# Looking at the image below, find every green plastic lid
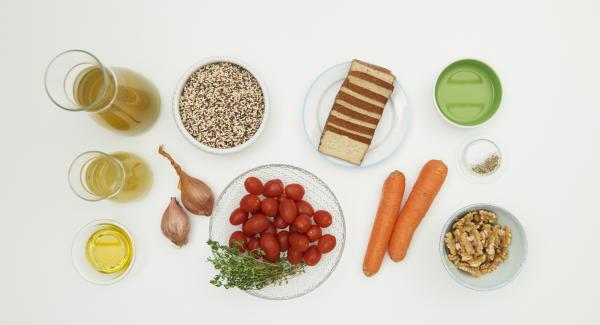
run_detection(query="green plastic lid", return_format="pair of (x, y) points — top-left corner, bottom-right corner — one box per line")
(435, 59), (502, 127)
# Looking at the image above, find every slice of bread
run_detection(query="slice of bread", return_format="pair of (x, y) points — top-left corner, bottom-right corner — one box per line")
(318, 60), (396, 165)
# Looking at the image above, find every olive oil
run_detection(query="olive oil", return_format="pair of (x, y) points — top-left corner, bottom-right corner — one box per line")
(86, 225), (133, 274)
(74, 66), (160, 134)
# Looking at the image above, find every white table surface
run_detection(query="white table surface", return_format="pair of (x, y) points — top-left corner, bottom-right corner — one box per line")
(2, 0), (599, 324)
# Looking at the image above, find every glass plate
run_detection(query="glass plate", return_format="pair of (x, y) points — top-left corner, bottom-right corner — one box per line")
(209, 164), (346, 300)
(303, 62), (411, 168)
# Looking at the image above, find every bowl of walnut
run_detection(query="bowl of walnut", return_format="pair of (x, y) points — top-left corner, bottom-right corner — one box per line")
(439, 204), (527, 290)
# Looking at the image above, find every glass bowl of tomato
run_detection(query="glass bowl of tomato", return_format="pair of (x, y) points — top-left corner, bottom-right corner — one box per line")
(209, 164), (346, 300)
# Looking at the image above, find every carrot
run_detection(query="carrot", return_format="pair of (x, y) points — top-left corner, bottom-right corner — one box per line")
(363, 171), (405, 276)
(388, 160), (447, 262)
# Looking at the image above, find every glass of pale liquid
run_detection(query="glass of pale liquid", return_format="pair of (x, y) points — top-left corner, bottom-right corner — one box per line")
(68, 151), (152, 202)
(44, 50), (160, 134)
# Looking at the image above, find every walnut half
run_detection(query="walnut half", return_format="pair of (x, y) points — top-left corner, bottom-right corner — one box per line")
(444, 210), (510, 277)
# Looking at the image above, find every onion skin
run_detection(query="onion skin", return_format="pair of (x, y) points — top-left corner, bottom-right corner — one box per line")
(161, 197), (191, 247)
(179, 171), (214, 216)
(159, 145), (215, 216)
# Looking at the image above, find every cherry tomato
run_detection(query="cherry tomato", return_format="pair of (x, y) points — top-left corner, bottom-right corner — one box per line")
(279, 198), (298, 224)
(244, 177), (263, 195)
(284, 183), (305, 201)
(317, 234), (336, 254)
(292, 214), (311, 233)
(259, 234), (280, 260)
(276, 231), (290, 251)
(263, 179), (284, 197)
(314, 210), (332, 228)
(273, 216), (288, 229)
(260, 197), (279, 217)
(240, 194), (261, 213)
(228, 231), (246, 252)
(306, 225), (322, 242)
(296, 200), (314, 216)
(289, 233), (309, 252)
(262, 222), (277, 235)
(303, 246), (322, 266)
(264, 253), (280, 263)
(245, 237), (260, 254)
(278, 193), (287, 203)
(229, 208), (249, 225)
(287, 248), (304, 265)
(242, 214), (269, 236)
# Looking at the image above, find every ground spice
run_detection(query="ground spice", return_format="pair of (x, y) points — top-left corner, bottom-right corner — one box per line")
(179, 62), (265, 149)
(471, 154), (500, 175)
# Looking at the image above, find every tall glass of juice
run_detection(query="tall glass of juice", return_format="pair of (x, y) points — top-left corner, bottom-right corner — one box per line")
(44, 50), (160, 134)
(68, 151), (152, 202)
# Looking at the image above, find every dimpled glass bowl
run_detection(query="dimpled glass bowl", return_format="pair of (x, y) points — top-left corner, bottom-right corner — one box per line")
(209, 164), (346, 300)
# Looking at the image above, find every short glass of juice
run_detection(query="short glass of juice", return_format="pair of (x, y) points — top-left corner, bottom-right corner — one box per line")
(44, 50), (160, 134)
(71, 219), (135, 285)
(68, 151), (152, 202)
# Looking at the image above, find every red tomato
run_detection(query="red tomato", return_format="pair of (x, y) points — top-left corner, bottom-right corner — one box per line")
(306, 225), (322, 242)
(287, 248), (304, 265)
(245, 237), (260, 254)
(262, 222), (277, 235)
(296, 200), (314, 216)
(292, 214), (311, 233)
(278, 193), (287, 203)
(264, 253), (280, 263)
(317, 234), (336, 254)
(273, 216), (288, 229)
(242, 214), (269, 236)
(303, 246), (322, 266)
(284, 183), (305, 201)
(314, 210), (332, 228)
(260, 197), (279, 217)
(240, 194), (261, 213)
(259, 234), (280, 260)
(229, 208), (249, 225)
(263, 179), (284, 197)
(289, 233), (309, 252)
(279, 198), (298, 224)
(276, 231), (290, 251)
(244, 177), (263, 195)
(228, 231), (246, 252)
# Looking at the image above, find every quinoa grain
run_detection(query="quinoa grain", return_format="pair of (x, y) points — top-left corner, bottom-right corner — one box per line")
(179, 62), (265, 149)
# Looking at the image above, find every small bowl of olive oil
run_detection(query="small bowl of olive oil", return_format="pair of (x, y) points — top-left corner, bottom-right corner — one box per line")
(71, 219), (135, 285)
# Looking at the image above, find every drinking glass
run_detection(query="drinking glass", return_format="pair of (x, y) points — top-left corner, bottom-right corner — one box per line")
(44, 50), (160, 134)
(68, 151), (152, 202)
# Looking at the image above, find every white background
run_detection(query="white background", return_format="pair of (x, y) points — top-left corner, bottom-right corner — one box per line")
(1, 0), (599, 324)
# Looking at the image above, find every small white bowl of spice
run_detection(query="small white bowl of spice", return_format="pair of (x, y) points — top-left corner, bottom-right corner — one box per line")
(457, 135), (504, 183)
(173, 57), (270, 154)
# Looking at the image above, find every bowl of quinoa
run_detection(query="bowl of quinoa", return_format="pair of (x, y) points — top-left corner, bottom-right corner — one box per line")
(173, 57), (269, 153)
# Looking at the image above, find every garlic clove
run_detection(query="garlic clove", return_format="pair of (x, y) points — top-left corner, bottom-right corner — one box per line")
(161, 197), (191, 247)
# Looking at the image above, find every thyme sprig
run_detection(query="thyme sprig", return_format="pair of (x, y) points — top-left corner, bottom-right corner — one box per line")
(207, 240), (305, 290)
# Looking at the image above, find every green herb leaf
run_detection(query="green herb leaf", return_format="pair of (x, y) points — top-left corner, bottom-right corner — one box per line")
(206, 240), (305, 291)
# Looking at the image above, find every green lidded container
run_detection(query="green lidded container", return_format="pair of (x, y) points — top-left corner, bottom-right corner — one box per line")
(434, 59), (502, 127)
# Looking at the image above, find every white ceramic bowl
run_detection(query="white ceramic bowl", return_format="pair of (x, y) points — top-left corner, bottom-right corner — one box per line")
(172, 56), (270, 154)
(439, 203), (527, 290)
